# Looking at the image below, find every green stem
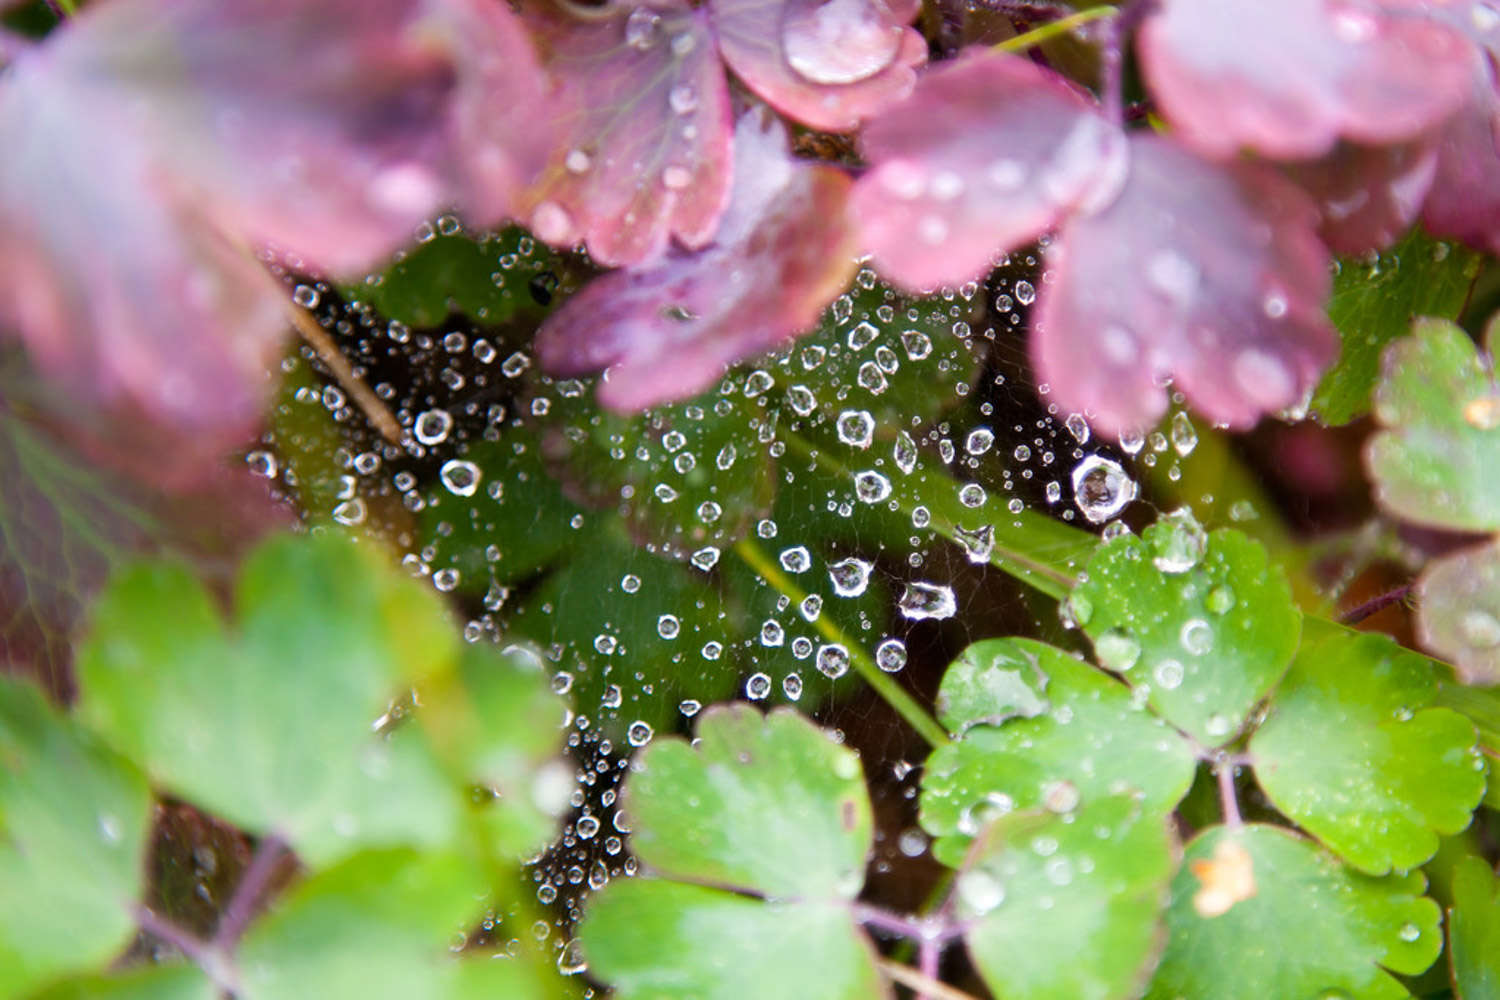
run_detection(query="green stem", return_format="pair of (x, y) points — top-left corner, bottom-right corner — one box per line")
(780, 429), (1091, 601)
(994, 4), (1117, 53)
(733, 537), (950, 749)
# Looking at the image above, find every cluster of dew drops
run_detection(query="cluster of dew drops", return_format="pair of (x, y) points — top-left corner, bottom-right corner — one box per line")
(246, 225), (1226, 973)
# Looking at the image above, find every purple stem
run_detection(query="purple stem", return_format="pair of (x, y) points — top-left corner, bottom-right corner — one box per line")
(137, 907), (237, 994)
(1216, 761), (1243, 829)
(214, 833), (288, 951)
(1101, 0), (1152, 126)
(854, 902), (942, 941)
(41, 0), (65, 18)
(1340, 583), (1413, 625)
(919, 937), (941, 1000)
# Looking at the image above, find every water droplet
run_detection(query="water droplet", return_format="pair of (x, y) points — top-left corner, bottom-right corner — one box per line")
(1065, 413), (1090, 444)
(691, 546), (721, 571)
(901, 329), (932, 360)
(414, 408), (453, 445)
(746, 673), (772, 700)
(668, 83), (698, 114)
(788, 384), (818, 416)
(783, 672), (804, 700)
(899, 582), (957, 620)
(662, 164), (693, 190)
(894, 430), (918, 474)
(679, 699), (701, 716)
(857, 360), (888, 394)
(531, 200), (575, 245)
(829, 557), (873, 597)
(761, 619), (785, 646)
(1067, 591), (1093, 626)
(332, 498), (366, 526)
(1170, 412), (1198, 457)
(627, 721), (654, 747)
(432, 567), (460, 592)
(565, 148), (592, 174)
(292, 283), (320, 309)
(501, 351), (531, 377)
(875, 638), (907, 672)
(1206, 585), (1236, 614)
(1464, 396), (1500, 431)
(657, 614), (681, 639)
(954, 523), (994, 563)
(847, 320), (879, 350)
(780, 546), (812, 573)
(1398, 921), (1421, 942)
(1151, 508), (1207, 573)
(1460, 610), (1500, 648)
(817, 644), (850, 678)
(439, 459), (481, 497)
(1154, 659), (1185, 689)
(1180, 619), (1213, 655)
(800, 594), (823, 621)
(624, 7), (662, 48)
(957, 869), (1006, 914)
(837, 409), (875, 448)
(1014, 279), (1036, 306)
(965, 427), (994, 455)
(1072, 455), (1136, 524)
(855, 470), (892, 503)
(1094, 629), (1141, 672)
(958, 483), (987, 508)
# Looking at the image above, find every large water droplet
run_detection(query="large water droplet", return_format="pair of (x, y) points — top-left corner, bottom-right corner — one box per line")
(829, 557), (873, 597)
(1094, 628), (1141, 672)
(413, 408), (453, 445)
(837, 409), (875, 448)
(1151, 508), (1207, 574)
(439, 459), (481, 497)
(782, 0), (903, 85)
(1071, 455), (1136, 524)
(899, 581), (957, 620)
(816, 643), (850, 678)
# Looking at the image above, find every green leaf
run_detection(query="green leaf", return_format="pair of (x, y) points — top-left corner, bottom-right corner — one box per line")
(0, 678), (152, 998)
(933, 637), (1053, 734)
(1314, 230), (1480, 426)
(25, 965), (216, 1000)
(582, 882), (887, 1000)
(581, 706), (884, 1000)
(356, 228), (566, 329)
(625, 705), (871, 899)
(1416, 540), (1500, 685)
(1250, 621), (1485, 875)
(1367, 318), (1500, 533)
(1450, 855), (1500, 1000)
(76, 533), (565, 867)
(239, 848), (551, 1000)
(960, 794), (1176, 1000)
(921, 639), (1196, 867)
(1069, 511), (1301, 747)
(1146, 825), (1441, 1000)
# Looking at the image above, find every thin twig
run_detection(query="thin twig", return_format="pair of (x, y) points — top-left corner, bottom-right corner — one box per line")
(136, 907), (238, 995)
(1216, 760), (1243, 829)
(994, 4), (1117, 54)
(214, 833), (288, 951)
(877, 959), (985, 1000)
(1340, 583), (1413, 625)
(286, 302), (403, 446)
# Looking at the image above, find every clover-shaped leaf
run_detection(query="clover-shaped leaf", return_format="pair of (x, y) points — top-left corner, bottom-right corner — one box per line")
(1417, 540), (1500, 685)
(959, 794), (1176, 1000)
(1250, 620), (1484, 875)
(1137, 0), (1474, 160)
(580, 705), (887, 1000)
(75, 533), (565, 867)
(1313, 227), (1480, 425)
(0, 677), (152, 998)
(1146, 825), (1441, 1000)
(1450, 855), (1500, 1000)
(921, 639), (1195, 866)
(238, 849), (552, 1000)
(709, 0), (925, 132)
(1070, 511), (1301, 747)
(1367, 318), (1500, 532)
(535, 107), (858, 412)
(521, 0), (732, 268)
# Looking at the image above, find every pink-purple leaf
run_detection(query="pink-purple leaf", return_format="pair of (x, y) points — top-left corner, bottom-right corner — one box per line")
(1286, 140), (1437, 255)
(520, 0), (733, 268)
(710, 0), (925, 132)
(0, 0), (544, 441)
(1032, 136), (1338, 435)
(1416, 541), (1500, 686)
(851, 49), (1125, 292)
(535, 109), (858, 411)
(1138, 0), (1475, 160)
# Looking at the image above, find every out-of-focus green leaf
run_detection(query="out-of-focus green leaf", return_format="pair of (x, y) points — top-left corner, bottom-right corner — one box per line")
(1367, 318), (1500, 533)
(921, 639), (1195, 866)
(25, 965), (216, 1000)
(579, 706), (884, 1000)
(1069, 510), (1300, 747)
(1147, 825), (1441, 1000)
(1315, 230), (1479, 426)
(0, 677), (152, 998)
(1251, 621), (1484, 875)
(961, 795), (1176, 1000)
(1450, 855), (1500, 1000)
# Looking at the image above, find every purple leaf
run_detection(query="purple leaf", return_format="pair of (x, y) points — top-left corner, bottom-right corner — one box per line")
(710, 0), (925, 131)
(519, 0), (733, 268)
(1416, 540), (1500, 685)
(850, 49), (1125, 292)
(535, 109), (859, 411)
(0, 0), (544, 440)
(1286, 140), (1438, 255)
(1138, 0), (1475, 159)
(1032, 136), (1338, 435)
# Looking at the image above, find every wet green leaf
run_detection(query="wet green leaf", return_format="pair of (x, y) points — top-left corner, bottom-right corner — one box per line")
(25, 965), (216, 1000)
(580, 706), (884, 1000)
(1147, 825), (1441, 1000)
(1251, 621), (1484, 875)
(934, 637), (1052, 733)
(582, 883), (887, 1000)
(921, 639), (1195, 867)
(960, 795), (1176, 1000)
(75, 533), (563, 867)
(625, 705), (871, 899)
(1450, 855), (1500, 1000)
(1315, 230), (1480, 426)
(1416, 540), (1500, 686)
(239, 849), (552, 1000)
(1070, 512), (1300, 747)
(0, 677), (152, 997)
(1367, 318), (1500, 533)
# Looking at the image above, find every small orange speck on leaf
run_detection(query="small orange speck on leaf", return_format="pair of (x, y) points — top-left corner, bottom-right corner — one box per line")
(1191, 837), (1256, 917)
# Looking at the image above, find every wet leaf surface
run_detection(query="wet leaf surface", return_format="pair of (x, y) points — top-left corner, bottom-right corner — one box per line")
(1416, 540), (1500, 686)
(1450, 855), (1500, 1000)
